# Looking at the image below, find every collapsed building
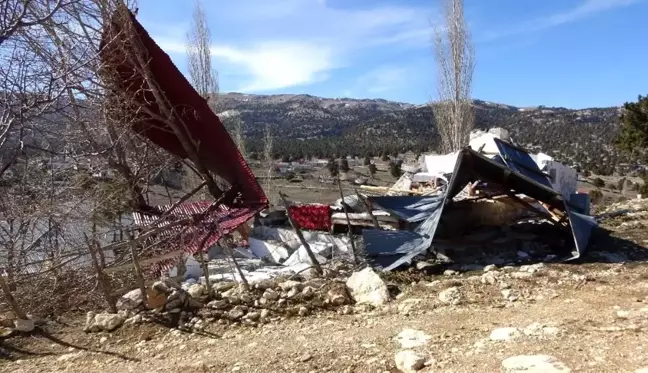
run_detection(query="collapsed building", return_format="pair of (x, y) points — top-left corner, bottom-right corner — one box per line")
(97, 8), (597, 287)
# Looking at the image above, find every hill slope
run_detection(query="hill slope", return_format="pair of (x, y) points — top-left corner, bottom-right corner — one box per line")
(218, 93), (629, 175)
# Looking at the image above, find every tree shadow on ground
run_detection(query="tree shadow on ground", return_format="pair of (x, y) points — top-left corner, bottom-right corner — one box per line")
(0, 327), (140, 363)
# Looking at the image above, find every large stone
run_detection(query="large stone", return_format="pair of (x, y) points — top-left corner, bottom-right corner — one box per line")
(187, 284), (207, 299)
(227, 306), (247, 321)
(502, 355), (571, 373)
(13, 319), (34, 333)
(346, 267), (390, 307)
(262, 289), (280, 301)
(394, 350), (426, 373)
(394, 329), (431, 349)
(165, 289), (188, 310)
(213, 281), (237, 292)
(438, 287), (462, 305)
(253, 279), (277, 291)
(117, 289), (144, 311)
(327, 282), (352, 306)
(490, 327), (521, 342)
(481, 272), (499, 285)
(279, 280), (303, 292)
(85, 312), (125, 333)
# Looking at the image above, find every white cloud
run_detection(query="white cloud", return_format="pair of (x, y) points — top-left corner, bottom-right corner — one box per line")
(480, 0), (645, 41)
(143, 0), (432, 92)
(357, 66), (408, 94)
(156, 39), (336, 91)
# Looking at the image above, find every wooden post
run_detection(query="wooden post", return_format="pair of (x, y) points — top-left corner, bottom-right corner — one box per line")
(0, 274), (27, 320)
(126, 232), (148, 306)
(356, 190), (381, 229)
(84, 234), (117, 313)
(196, 233), (213, 294)
(220, 236), (250, 291)
(337, 176), (358, 264)
(278, 192), (324, 276)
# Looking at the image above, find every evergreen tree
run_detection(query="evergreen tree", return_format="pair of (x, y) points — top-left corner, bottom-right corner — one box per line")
(339, 158), (350, 173)
(368, 163), (377, 178)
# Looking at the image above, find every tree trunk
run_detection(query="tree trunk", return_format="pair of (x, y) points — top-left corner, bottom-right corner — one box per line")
(278, 192), (323, 275)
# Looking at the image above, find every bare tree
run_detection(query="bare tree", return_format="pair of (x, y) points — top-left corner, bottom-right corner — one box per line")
(224, 115), (245, 158)
(186, 0), (218, 112)
(431, 0), (475, 153)
(263, 124), (273, 203)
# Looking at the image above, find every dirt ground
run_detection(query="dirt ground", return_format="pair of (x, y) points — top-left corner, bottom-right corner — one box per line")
(2, 185), (648, 373)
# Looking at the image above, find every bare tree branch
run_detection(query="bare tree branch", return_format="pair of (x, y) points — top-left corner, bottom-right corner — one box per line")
(431, 0), (475, 153)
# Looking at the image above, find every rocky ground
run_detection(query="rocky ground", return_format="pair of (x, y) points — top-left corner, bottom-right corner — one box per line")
(2, 199), (648, 373)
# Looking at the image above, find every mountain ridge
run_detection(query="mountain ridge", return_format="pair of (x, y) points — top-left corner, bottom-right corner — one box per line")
(216, 93), (631, 176)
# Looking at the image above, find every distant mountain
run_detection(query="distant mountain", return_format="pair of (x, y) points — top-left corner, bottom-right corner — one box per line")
(217, 93), (631, 176)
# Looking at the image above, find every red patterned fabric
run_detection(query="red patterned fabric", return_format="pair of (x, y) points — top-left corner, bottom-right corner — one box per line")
(288, 204), (332, 231)
(100, 10), (267, 209)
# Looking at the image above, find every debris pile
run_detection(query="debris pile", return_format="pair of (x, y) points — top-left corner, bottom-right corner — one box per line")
(84, 266), (391, 333)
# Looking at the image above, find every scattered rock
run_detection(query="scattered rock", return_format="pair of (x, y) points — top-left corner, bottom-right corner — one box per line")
(394, 350), (426, 373)
(253, 279), (277, 291)
(398, 298), (423, 315)
(298, 353), (313, 363)
(502, 354), (571, 373)
(260, 309), (270, 320)
(346, 267), (390, 307)
(279, 280), (302, 291)
(394, 329), (431, 349)
(510, 272), (533, 279)
(523, 322), (561, 337)
(298, 307), (309, 317)
(635, 368), (648, 373)
(444, 269), (458, 276)
(481, 272), (499, 285)
(616, 310), (631, 319)
(301, 286), (315, 298)
(246, 311), (260, 321)
(327, 283), (352, 306)
(483, 264), (498, 272)
(187, 284), (207, 299)
(262, 289), (280, 301)
(227, 306), (247, 321)
(116, 289), (144, 311)
(287, 287), (300, 299)
(84, 312), (125, 333)
(13, 319), (34, 333)
(438, 287), (462, 305)
(520, 263), (545, 274)
(490, 327), (521, 342)
(213, 281), (237, 292)
(339, 305), (354, 315)
(501, 289), (519, 302)
(125, 314), (143, 325)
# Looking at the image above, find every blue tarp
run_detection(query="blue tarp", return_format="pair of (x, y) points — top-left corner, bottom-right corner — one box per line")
(493, 138), (553, 188)
(368, 195), (445, 223)
(362, 145), (597, 271)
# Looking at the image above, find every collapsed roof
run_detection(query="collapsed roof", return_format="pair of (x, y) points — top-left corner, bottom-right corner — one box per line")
(99, 8), (267, 209)
(363, 140), (597, 271)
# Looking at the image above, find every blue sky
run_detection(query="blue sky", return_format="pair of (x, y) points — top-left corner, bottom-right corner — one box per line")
(137, 0), (648, 109)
